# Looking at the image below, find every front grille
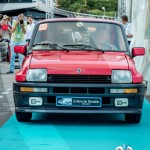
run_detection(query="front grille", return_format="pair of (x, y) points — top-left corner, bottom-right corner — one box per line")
(53, 87), (105, 94)
(53, 87), (69, 93)
(47, 75), (111, 83)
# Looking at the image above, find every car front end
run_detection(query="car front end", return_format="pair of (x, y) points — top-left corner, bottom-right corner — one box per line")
(13, 18), (145, 123)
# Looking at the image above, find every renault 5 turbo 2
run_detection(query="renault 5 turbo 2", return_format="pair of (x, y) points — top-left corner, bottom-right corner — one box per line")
(13, 18), (145, 123)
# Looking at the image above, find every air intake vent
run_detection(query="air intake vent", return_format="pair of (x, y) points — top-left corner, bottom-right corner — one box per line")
(48, 75), (111, 83)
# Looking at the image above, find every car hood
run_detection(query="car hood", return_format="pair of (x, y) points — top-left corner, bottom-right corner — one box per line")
(30, 51), (129, 75)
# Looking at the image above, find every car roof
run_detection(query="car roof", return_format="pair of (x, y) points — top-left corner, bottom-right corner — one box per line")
(39, 18), (122, 26)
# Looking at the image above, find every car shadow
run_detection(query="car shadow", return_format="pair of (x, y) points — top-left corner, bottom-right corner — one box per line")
(26, 113), (135, 126)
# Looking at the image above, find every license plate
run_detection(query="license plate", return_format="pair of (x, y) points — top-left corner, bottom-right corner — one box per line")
(56, 96), (102, 107)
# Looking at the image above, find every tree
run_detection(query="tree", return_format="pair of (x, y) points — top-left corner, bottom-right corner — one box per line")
(58, 0), (118, 17)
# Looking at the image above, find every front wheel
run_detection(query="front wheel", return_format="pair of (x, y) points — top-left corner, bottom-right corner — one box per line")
(15, 111), (32, 122)
(125, 113), (142, 123)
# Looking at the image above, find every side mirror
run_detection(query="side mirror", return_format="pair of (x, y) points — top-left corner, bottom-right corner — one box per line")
(132, 47), (145, 57)
(14, 45), (27, 55)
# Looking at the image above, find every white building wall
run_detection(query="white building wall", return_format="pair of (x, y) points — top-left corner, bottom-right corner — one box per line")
(125, 0), (131, 20)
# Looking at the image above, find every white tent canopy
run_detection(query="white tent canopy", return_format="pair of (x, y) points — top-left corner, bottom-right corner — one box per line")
(125, 0), (150, 82)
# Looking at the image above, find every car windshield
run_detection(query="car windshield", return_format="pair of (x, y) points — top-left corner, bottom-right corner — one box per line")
(33, 21), (127, 51)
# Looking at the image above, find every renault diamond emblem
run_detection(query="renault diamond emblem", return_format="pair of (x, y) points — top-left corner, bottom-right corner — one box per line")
(77, 68), (81, 73)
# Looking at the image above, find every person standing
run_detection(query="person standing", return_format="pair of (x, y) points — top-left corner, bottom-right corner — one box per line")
(0, 14), (3, 23)
(0, 14), (3, 40)
(1, 15), (11, 58)
(121, 15), (133, 46)
(1, 15), (11, 40)
(0, 23), (2, 39)
(6, 13), (27, 74)
(25, 15), (35, 44)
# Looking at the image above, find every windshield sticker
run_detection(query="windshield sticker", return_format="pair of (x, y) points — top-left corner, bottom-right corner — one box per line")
(39, 24), (48, 31)
(76, 22), (83, 27)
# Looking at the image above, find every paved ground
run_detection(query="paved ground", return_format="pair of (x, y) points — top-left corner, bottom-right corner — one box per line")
(0, 62), (16, 126)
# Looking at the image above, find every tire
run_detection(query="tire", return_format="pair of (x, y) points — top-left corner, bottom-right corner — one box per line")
(15, 111), (32, 122)
(125, 113), (141, 123)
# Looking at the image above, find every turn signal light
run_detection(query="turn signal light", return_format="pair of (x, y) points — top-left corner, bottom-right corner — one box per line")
(20, 87), (48, 92)
(110, 88), (138, 93)
(20, 87), (34, 92)
(124, 89), (138, 93)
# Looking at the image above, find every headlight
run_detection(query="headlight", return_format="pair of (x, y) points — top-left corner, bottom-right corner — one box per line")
(111, 70), (132, 83)
(26, 69), (47, 82)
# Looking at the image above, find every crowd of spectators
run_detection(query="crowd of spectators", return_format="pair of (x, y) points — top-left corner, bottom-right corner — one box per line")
(0, 13), (36, 74)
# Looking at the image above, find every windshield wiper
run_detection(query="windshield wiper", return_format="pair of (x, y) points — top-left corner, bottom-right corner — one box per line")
(33, 42), (69, 51)
(63, 44), (105, 53)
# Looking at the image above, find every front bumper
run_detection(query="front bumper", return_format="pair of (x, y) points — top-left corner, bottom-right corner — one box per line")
(13, 82), (145, 114)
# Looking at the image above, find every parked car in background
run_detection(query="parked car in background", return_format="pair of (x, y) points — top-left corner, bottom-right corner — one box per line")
(13, 18), (145, 123)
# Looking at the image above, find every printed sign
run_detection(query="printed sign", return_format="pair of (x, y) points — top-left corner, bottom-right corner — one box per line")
(39, 23), (48, 31)
(56, 96), (102, 107)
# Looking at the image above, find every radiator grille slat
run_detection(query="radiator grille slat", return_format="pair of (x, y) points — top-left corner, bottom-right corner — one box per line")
(48, 75), (111, 83)
(53, 87), (104, 94)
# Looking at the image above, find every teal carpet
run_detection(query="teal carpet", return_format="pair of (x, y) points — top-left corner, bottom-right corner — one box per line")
(0, 99), (150, 150)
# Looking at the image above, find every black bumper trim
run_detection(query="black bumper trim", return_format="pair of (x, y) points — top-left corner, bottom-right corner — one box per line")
(16, 107), (142, 114)
(13, 82), (145, 88)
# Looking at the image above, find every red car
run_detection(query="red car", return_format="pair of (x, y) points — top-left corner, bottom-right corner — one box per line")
(13, 18), (145, 123)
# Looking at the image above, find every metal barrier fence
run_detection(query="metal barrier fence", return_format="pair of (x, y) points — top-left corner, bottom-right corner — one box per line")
(54, 8), (115, 20)
(34, 0), (116, 20)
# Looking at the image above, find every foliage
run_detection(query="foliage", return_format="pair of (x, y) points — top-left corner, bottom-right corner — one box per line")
(87, 9), (103, 15)
(58, 0), (118, 17)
